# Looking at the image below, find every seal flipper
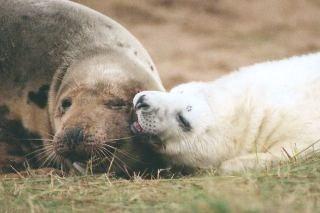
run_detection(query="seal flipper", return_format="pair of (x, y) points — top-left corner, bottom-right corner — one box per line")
(0, 105), (43, 172)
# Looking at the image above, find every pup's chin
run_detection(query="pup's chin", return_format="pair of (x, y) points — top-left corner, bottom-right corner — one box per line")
(130, 121), (164, 150)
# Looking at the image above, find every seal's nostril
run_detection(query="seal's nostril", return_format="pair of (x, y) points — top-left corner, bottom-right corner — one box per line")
(64, 127), (85, 146)
(135, 95), (150, 110)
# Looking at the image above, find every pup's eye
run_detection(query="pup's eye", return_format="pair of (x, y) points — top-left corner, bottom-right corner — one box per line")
(105, 99), (128, 110)
(177, 112), (192, 131)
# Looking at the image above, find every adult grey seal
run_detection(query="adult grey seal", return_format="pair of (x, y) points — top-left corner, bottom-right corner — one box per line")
(0, 0), (165, 174)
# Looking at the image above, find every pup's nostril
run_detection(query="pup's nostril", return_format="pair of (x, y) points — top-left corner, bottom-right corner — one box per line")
(135, 95), (150, 110)
(136, 102), (150, 110)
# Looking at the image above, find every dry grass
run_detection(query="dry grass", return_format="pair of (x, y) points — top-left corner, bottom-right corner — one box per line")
(1, 153), (320, 212)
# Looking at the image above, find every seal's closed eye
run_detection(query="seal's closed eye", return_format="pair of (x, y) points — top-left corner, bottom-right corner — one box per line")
(177, 112), (192, 132)
(105, 98), (129, 110)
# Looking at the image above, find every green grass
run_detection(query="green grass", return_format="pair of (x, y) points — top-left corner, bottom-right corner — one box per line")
(1, 154), (320, 213)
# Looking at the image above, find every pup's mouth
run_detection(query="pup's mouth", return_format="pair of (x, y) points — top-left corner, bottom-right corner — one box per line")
(130, 121), (144, 134)
(130, 120), (164, 150)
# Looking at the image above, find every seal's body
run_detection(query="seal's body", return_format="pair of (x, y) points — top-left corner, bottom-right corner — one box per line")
(0, 0), (164, 173)
(133, 52), (320, 174)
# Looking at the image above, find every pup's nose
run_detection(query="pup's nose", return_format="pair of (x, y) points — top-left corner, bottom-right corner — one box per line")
(135, 94), (150, 110)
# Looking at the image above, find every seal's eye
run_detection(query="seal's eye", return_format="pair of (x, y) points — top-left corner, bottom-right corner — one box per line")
(105, 98), (128, 110)
(61, 98), (72, 111)
(177, 112), (192, 132)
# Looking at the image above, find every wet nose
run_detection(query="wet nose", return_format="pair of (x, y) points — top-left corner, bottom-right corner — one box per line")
(135, 94), (150, 110)
(63, 127), (85, 148)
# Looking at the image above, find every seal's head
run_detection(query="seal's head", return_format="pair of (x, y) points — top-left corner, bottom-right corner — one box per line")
(131, 83), (217, 168)
(46, 53), (164, 174)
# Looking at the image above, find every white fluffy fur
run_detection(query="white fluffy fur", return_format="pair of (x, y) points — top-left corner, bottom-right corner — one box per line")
(133, 52), (320, 174)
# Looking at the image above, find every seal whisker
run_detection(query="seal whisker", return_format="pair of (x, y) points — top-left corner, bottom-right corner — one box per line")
(35, 150), (51, 162)
(100, 147), (131, 175)
(104, 136), (138, 144)
(20, 139), (54, 163)
(54, 155), (64, 170)
(99, 147), (123, 173)
(27, 144), (55, 166)
(22, 138), (54, 142)
(95, 148), (112, 167)
(47, 152), (59, 167)
(24, 144), (52, 157)
(98, 147), (111, 161)
(107, 153), (116, 175)
(36, 145), (54, 162)
(37, 130), (55, 139)
(40, 151), (56, 168)
(103, 144), (143, 163)
(55, 155), (65, 171)
(94, 148), (105, 162)
(28, 150), (51, 163)
(101, 148), (131, 171)
(37, 146), (54, 159)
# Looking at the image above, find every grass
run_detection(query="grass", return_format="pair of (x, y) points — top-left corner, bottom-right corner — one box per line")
(0, 154), (320, 213)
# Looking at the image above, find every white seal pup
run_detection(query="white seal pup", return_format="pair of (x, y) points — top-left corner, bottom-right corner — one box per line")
(0, 0), (165, 174)
(132, 52), (320, 174)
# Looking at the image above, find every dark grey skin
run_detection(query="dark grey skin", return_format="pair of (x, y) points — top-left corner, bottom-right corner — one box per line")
(0, 0), (165, 175)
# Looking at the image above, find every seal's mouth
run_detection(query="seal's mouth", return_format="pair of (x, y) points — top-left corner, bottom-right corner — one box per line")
(62, 158), (87, 175)
(64, 153), (112, 175)
(72, 161), (87, 174)
(58, 152), (90, 175)
(55, 143), (117, 175)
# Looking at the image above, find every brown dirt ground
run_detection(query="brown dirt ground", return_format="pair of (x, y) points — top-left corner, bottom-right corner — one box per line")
(74, 0), (320, 89)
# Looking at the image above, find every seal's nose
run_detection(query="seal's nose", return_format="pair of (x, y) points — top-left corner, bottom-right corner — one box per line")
(63, 127), (85, 147)
(135, 94), (150, 110)
(55, 127), (86, 158)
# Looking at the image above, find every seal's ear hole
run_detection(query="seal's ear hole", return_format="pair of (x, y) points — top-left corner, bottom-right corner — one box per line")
(61, 98), (72, 112)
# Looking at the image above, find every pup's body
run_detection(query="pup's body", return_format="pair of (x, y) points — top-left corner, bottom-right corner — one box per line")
(133, 52), (320, 173)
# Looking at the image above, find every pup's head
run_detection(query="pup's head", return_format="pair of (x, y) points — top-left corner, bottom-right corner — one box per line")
(131, 83), (215, 168)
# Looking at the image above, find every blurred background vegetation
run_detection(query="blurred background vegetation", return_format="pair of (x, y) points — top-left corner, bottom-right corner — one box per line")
(75, 0), (320, 88)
